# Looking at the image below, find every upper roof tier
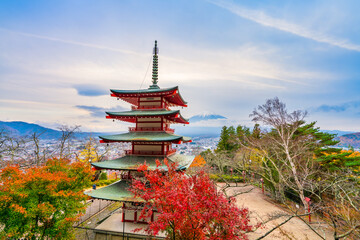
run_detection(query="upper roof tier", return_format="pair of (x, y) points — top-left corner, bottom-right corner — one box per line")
(99, 131), (192, 143)
(110, 86), (187, 107)
(105, 109), (189, 124)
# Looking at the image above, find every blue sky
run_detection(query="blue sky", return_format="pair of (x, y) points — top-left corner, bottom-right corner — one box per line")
(0, 0), (360, 132)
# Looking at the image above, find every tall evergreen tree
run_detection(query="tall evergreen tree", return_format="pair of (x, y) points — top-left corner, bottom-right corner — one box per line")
(295, 121), (360, 171)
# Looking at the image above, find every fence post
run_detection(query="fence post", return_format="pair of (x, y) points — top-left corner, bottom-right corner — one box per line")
(260, 178), (264, 194)
(305, 197), (311, 223)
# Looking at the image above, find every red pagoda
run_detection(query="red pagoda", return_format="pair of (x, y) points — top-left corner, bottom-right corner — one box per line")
(86, 41), (195, 225)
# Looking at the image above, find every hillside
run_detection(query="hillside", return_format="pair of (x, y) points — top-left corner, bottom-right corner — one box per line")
(2, 121), (360, 148)
(0, 121), (109, 140)
(337, 132), (360, 148)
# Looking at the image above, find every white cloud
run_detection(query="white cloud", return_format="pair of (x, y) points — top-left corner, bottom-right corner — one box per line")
(208, 0), (360, 52)
(0, 27), (144, 56)
(0, 26), (339, 131)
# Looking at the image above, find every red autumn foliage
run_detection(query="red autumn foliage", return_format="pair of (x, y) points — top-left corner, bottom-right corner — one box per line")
(130, 159), (256, 240)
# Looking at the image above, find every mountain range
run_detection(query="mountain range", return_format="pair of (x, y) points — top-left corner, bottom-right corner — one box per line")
(189, 113), (227, 123)
(337, 132), (360, 148)
(0, 121), (108, 139)
(1, 120), (359, 148)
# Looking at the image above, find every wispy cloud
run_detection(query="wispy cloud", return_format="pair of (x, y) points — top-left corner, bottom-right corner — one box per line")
(0, 27), (144, 56)
(73, 84), (108, 97)
(75, 105), (127, 118)
(208, 0), (360, 52)
(315, 101), (360, 112)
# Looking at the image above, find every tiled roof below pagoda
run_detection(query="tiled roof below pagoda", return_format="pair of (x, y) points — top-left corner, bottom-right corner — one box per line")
(84, 180), (139, 202)
(99, 132), (192, 143)
(91, 154), (195, 171)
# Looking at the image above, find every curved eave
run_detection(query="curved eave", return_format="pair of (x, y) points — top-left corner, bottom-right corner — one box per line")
(99, 132), (191, 143)
(84, 180), (143, 202)
(110, 86), (187, 107)
(164, 91), (187, 107)
(110, 86), (178, 97)
(106, 110), (189, 124)
(106, 110), (179, 118)
(91, 154), (195, 171)
(165, 113), (189, 124)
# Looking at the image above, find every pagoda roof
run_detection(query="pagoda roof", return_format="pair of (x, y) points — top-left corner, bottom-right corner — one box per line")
(86, 154), (195, 202)
(84, 180), (140, 202)
(91, 154), (195, 171)
(111, 86), (178, 95)
(110, 86), (187, 107)
(99, 132), (192, 143)
(105, 110), (189, 124)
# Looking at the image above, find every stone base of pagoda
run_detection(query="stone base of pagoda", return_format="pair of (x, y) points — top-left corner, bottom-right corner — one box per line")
(94, 213), (165, 239)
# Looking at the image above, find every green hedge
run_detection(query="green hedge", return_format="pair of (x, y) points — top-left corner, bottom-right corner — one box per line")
(87, 178), (118, 188)
(209, 174), (243, 182)
(98, 172), (108, 180)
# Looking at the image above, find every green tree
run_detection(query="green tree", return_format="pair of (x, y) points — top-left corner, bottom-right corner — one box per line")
(216, 126), (238, 152)
(236, 125), (251, 145)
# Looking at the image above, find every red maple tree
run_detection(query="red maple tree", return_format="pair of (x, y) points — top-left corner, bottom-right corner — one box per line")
(130, 159), (256, 240)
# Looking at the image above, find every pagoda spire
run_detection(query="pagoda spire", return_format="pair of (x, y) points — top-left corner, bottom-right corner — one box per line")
(149, 40), (160, 89)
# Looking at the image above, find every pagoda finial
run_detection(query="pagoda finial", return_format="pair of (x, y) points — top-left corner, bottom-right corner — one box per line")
(149, 40), (160, 89)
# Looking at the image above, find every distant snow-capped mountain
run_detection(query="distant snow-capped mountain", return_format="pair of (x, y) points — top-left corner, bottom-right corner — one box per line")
(189, 112), (227, 123)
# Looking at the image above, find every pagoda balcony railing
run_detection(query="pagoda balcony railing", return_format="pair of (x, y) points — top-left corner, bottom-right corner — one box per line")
(124, 150), (163, 156)
(167, 148), (176, 156)
(165, 128), (175, 133)
(124, 149), (176, 156)
(129, 127), (175, 133)
(121, 172), (132, 180)
(131, 105), (170, 111)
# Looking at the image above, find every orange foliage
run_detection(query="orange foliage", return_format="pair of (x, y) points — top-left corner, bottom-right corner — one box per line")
(342, 150), (360, 157)
(0, 158), (93, 239)
(189, 155), (206, 168)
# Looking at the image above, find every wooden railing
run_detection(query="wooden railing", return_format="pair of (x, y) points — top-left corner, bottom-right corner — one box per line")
(124, 149), (176, 156)
(167, 148), (176, 156)
(131, 105), (170, 111)
(128, 127), (175, 133)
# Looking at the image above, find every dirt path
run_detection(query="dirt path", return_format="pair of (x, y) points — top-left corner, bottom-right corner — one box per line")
(221, 183), (333, 240)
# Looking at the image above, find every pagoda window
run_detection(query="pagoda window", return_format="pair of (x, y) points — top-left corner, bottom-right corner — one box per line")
(137, 122), (161, 130)
(138, 97), (162, 109)
(137, 117), (161, 122)
(123, 208), (135, 222)
(139, 101), (161, 107)
(136, 117), (162, 131)
(133, 144), (163, 155)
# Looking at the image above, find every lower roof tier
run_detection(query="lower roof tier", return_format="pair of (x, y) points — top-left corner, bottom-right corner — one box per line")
(99, 132), (192, 143)
(85, 180), (139, 202)
(91, 154), (195, 171)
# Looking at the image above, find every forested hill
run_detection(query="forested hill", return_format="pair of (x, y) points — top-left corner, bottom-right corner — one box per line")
(0, 121), (112, 139)
(1, 120), (360, 147)
(337, 132), (360, 148)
